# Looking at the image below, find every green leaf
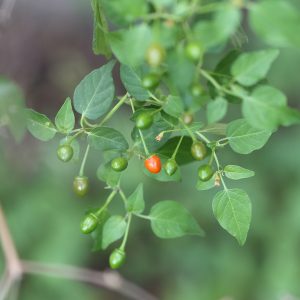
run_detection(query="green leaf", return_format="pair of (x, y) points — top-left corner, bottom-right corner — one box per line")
(109, 24), (151, 67)
(149, 200), (204, 239)
(242, 85), (287, 130)
(196, 176), (215, 191)
(88, 127), (128, 151)
(212, 188), (251, 246)
(231, 49), (280, 86)
(224, 165), (255, 180)
(96, 163), (121, 187)
(55, 97), (75, 133)
(156, 136), (194, 165)
(120, 65), (149, 101)
(163, 95), (184, 118)
(0, 77), (26, 142)
(26, 109), (56, 141)
(102, 0), (148, 26)
(193, 4), (241, 49)
(250, 0), (300, 49)
(102, 215), (126, 249)
(126, 183), (145, 214)
(73, 61), (115, 120)
(227, 119), (272, 154)
(167, 49), (195, 93)
(91, 0), (111, 57)
(206, 97), (228, 124)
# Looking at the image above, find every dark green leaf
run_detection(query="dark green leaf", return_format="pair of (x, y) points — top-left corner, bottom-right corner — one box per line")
(109, 24), (151, 67)
(126, 183), (145, 213)
(212, 188), (251, 246)
(73, 61), (115, 120)
(250, 0), (300, 49)
(163, 95), (184, 118)
(149, 200), (204, 238)
(206, 97), (228, 124)
(55, 97), (75, 133)
(26, 109), (56, 141)
(91, 0), (111, 57)
(102, 215), (126, 249)
(231, 49), (279, 86)
(88, 127), (128, 151)
(227, 119), (272, 154)
(224, 165), (255, 180)
(120, 65), (149, 101)
(242, 85), (286, 130)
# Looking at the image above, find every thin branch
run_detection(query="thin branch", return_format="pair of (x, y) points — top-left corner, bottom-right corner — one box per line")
(0, 271), (14, 300)
(21, 260), (158, 300)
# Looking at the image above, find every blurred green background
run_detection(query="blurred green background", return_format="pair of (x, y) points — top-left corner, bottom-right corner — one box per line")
(1, 0), (300, 299)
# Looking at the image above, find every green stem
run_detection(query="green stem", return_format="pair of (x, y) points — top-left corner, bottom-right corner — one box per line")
(120, 213), (132, 251)
(67, 130), (84, 144)
(200, 69), (223, 91)
(130, 99), (150, 156)
(133, 213), (152, 221)
(95, 190), (118, 217)
(180, 120), (197, 141)
(119, 189), (128, 208)
(98, 93), (128, 127)
(79, 144), (90, 177)
(171, 135), (184, 159)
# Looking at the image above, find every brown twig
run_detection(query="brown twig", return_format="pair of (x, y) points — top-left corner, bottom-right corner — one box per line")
(0, 205), (158, 300)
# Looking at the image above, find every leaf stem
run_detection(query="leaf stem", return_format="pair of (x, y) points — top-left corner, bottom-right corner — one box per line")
(119, 189), (128, 208)
(98, 93), (128, 127)
(79, 144), (90, 177)
(130, 99), (150, 156)
(180, 120), (197, 141)
(95, 189), (118, 217)
(133, 213), (152, 221)
(120, 213), (132, 251)
(171, 135), (184, 159)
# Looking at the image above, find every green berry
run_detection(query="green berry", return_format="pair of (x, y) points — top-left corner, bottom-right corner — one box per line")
(146, 43), (165, 67)
(111, 157), (128, 172)
(182, 112), (194, 125)
(191, 84), (204, 98)
(73, 176), (89, 197)
(191, 142), (207, 161)
(164, 159), (178, 176)
(141, 74), (160, 89)
(198, 164), (214, 181)
(109, 248), (126, 269)
(136, 112), (154, 130)
(185, 42), (203, 61)
(57, 144), (73, 162)
(80, 213), (98, 234)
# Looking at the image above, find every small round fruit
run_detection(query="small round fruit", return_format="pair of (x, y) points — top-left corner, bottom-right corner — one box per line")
(111, 157), (128, 172)
(73, 176), (89, 197)
(164, 159), (178, 176)
(145, 155), (162, 174)
(80, 213), (98, 234)
(191, 84), (204, 98)
(57, 144), (73, 162)
(136, 112), (154, 130)
(146, 43), (165, 67)
(182, 112), (194, 125)
(198, 164), (214, 181)
(109, 248), (126, 269)
(141, 73), (160, 89)
(185, 42), (203, 61)
(191, 142), (207, 161)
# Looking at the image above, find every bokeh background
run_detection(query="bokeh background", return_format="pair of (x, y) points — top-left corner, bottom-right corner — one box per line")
(1, 0), (300, 299)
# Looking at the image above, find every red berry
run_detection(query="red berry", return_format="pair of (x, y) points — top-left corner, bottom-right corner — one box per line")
(144, 155), (162, 174)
